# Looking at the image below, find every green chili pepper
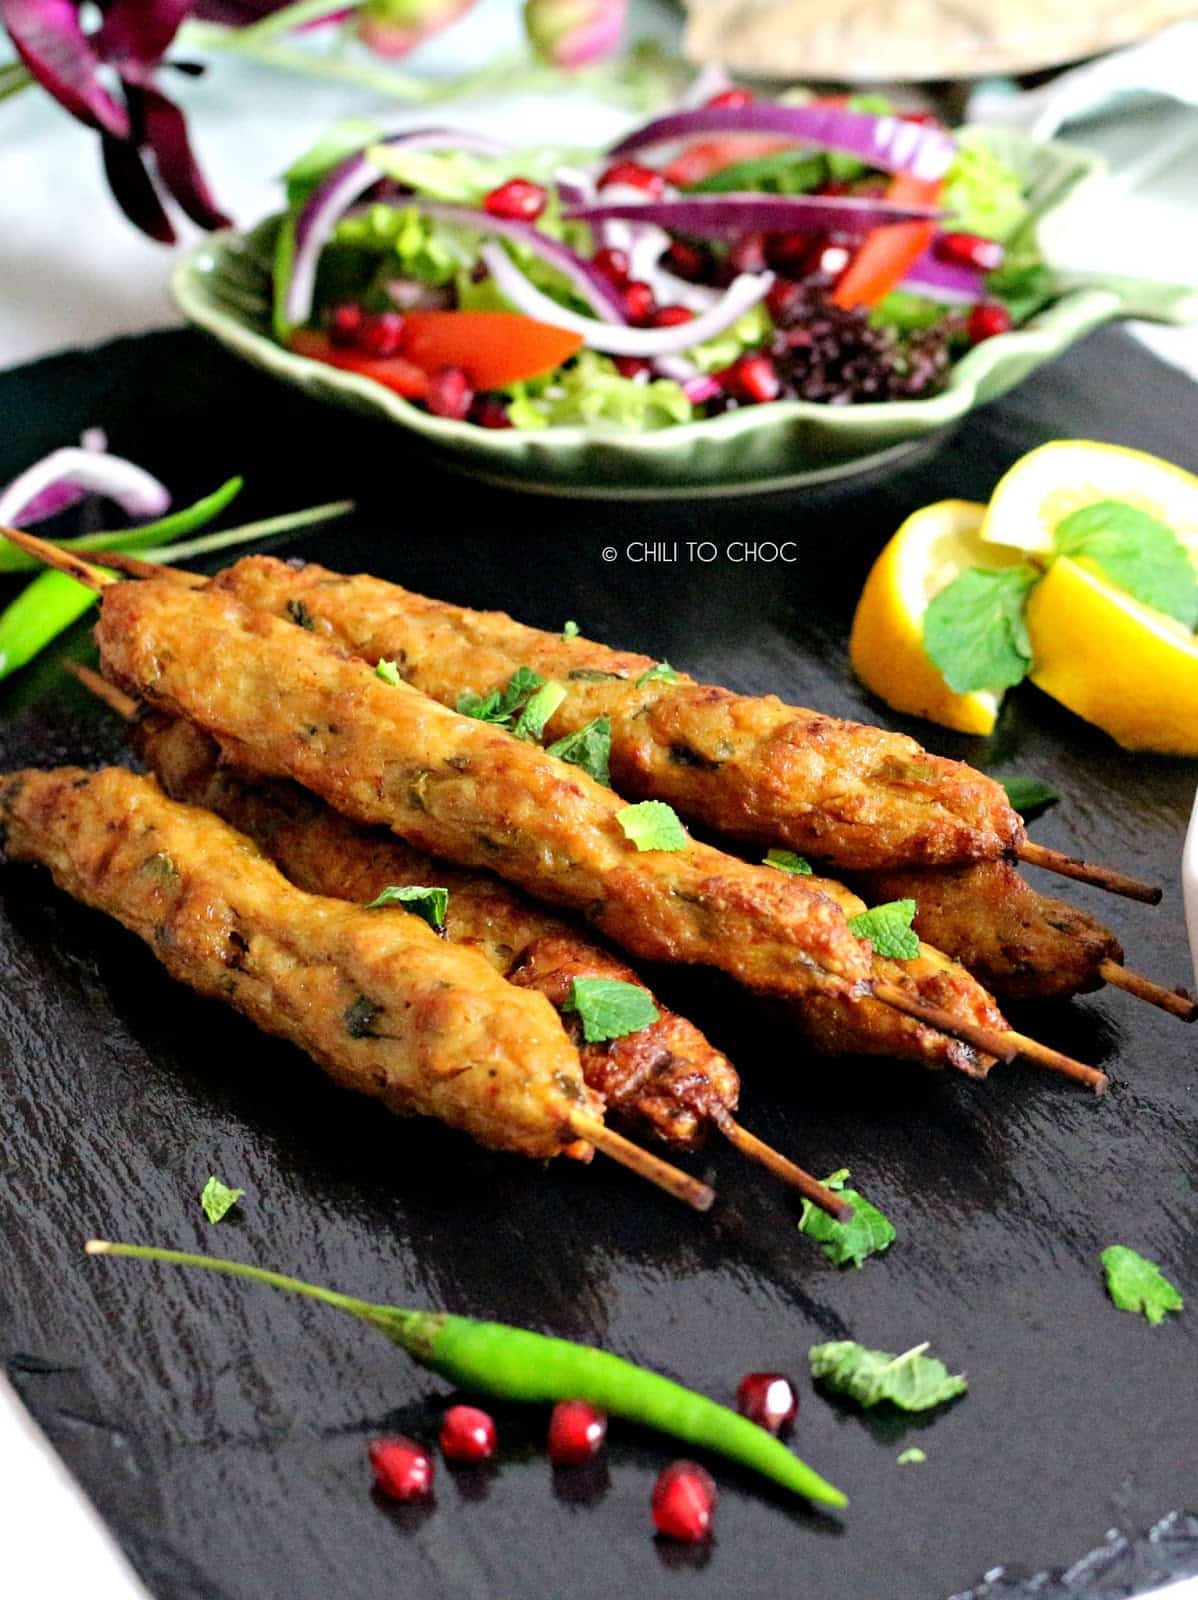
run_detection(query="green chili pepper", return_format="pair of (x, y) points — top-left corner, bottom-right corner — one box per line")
(0, 478), (244, 574)
(86, 1241), (847, 1509)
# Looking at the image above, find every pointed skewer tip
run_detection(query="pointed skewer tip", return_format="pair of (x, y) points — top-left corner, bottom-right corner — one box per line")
(1017, 841), (1161, 905)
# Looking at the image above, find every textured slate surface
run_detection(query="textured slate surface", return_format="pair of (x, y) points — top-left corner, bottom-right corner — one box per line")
(0, 326), (1195, 1600)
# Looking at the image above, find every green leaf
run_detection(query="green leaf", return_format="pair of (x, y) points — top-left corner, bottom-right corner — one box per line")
(616, 800), (687, 853)
(686, 148), (826, 195)
(923, 565), (1040, 694)
(513, 681), (567, 742)
(1054, 500), (1198, 629)
(283, 116), (383, 207)
(809, 1340), (966, 1412)
(1100, 1245), (1183, 1326)
(849, 899), (920, 961)
(457, 666), (543, 727)
(200, 1176), (244, 1225)
(764, 848), (812, 876)
(562, 977), (659, 1043)
(547, 716), (612, 787)
(799, 1170), (896, 1268)
(897, 1447), (926, 1465)
(997, 774), (1059, 821)
(562, 620), (580, 639)
(364, 884), (449, 932)
(636, 661), (679, 687)
(375, 659), (401, 687)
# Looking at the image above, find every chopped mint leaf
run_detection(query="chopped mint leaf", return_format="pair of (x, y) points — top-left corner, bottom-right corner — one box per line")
(1054, 500), (1198, 629)
(513, 681), (567, 743)
(563, 977), (659, 1043)
(616, 800), (687, 853)
(849, 899), (920, 961)
(201, 1175), (244, 1225)
(562, 620), (580, 639)
(997, 774), (1059, 821)
(897, 1447), (926, 1465)
(375, 659), (401, 687)
(364, 884), (449, 932)
(809, 1340), (966, 1412)
(799, 1169), (896, 1267)
(547, 716), (612, 787)
(636, 662), (679, 687)
(1101, 1245), (1183, 1326)
(457, 666), (543, 727)
(764, 848), (812, 876)
(923, 565), (1040, 694)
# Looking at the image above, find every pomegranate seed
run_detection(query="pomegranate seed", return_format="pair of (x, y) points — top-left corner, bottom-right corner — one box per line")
(805, 239), (852, 280)
(934, 231), (1005, 273)
(356, 310), (405, 358)
(471, 395), (512, 429)
(592, 246), (631, 285)
(427, 365), (473, 420)
(623, 280), (656, 324)
(663, 240), (710, 283)
(439, 1404), (497, 1463)
(706, 87), (753, 108)
(613, 355), (651, 379)
(816, 180), (853, 197)
(766, 278), (803, 321)
(651, 1460), (716, 1543)
(764, 231), (811, 274)
(721, 353), (780, 404)
(651, 305), (694, 328)
(901, 109), (941, 126)
(967, 302), (1013, 344)
(483, 177), (547, 222)
(735, 1372), (799, 1434)
(368, 1436), (434, 1502)
(548, 1400), (607, 1465)
(728, 232), (768, 275)
(598, 161), (664, 198)
(329, 302), (364, 346)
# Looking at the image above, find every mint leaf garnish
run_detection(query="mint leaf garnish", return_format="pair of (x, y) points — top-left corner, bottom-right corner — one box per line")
(375, 659), (401, 686)
(923, 565), (1040, 693)
(764, 848), (812, 876)
(457, 666), (543, 727)
(562, 620), (580, 639)
(636, 662), (679, 687)
(364, 884), (449, 932)
(513, 681), (567, 743)
(563, 977), (659, 1043)
(849, 899), (919, 960)
(201, 1176), (244, 1224)
(1101, 1245), (1183, 1326)
(1055, 500), (1198, 629)
(616, 800), (687, 852)
(547, 717), (612, 786)
(799, 1170), (896, 1267)
(897, 1447), (926, 1465)
(997, 774), (1059, 821)
(809, 1340), (966, 1411)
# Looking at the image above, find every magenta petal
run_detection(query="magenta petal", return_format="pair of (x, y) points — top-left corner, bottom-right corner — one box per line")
(135, 85), (231, 231)
(0, 0), (129, 136)
(94, 0), (194, 65)
(101, 134), (176, 243)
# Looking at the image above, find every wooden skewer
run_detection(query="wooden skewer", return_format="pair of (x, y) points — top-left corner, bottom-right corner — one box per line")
(872, 982), (1017, 1062)
(712, 1111), (852, 1219)
(103, 550), (205, 585)
(67, 663), (138, 719)
(1099, 960), (1198, 1022)
(568, 1113), (715, 1212)
(1000, 1030), (1108, 1094)
(1017, 840), (1161, 906)
(1, 525), (117, 590)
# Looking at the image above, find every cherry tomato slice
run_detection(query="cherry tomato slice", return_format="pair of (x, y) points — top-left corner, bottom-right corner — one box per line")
(287, 329), (429, 400)
(398, 311), (584, 390)
(831, 174), (944, 311)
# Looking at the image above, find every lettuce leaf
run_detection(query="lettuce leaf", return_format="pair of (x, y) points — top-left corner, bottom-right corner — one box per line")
(505, 352), (693, 431)
(942, 129), (1029, 242)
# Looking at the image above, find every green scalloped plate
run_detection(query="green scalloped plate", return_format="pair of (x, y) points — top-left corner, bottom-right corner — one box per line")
(172, 127), (1198, 500)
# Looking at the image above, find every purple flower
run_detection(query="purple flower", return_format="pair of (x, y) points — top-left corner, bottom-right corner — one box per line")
(523, 0), (625, 69)
(1, 0), (230, 242)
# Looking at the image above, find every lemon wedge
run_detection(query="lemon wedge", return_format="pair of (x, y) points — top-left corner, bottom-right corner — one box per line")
(849, 499), (1027, 735)
(1026, 556), (1198, 754)
(980, 440), (1198, 560)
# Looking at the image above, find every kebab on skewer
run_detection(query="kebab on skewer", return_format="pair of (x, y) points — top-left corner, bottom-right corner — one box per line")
(0, 764), (723, 1212)
(3, 526), (1100, 1090)
(179, 554), (1182, 1022)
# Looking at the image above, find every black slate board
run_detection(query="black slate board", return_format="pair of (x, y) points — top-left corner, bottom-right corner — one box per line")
(1, 326), (1196, 1600)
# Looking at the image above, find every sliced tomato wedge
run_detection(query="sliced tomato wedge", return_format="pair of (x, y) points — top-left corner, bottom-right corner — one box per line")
(831, 174), (944, 311)
(288, 330), (430, 400)
(397, 311), (584, 390)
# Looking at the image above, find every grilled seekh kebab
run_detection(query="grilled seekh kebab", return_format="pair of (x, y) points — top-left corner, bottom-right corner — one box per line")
(187, 555), (1178, 1020)
(196, 555), (1157, 902)
(78, 671), (1012, 1091)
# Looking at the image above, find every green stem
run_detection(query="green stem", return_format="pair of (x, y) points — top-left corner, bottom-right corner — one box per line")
(235, 0), (364, 45)
(0, 60), (32, 103)
(153, 497), (354, 562)
(180, 19), (443, 101)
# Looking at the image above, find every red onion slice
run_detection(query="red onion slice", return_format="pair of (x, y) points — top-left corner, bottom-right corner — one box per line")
(609, 104), (956, 183)
(479, 243), (772, 357)
(286, 127), (511, 327)
(564, 193), (941, 238)
(0, 448), (170, 529)
(900, 245), (985, 304)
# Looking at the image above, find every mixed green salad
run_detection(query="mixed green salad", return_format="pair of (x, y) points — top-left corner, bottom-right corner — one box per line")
(269, 88), (1054, 431)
